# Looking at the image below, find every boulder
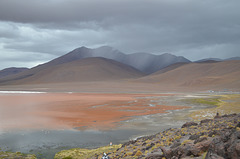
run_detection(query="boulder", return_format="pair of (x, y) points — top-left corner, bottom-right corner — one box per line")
(206, 129), (240, 159)
(191, 139), (212, 156)
(181, 121), (198, 128)
(209, 137), (226, 157)
(200, 119), (213, 125)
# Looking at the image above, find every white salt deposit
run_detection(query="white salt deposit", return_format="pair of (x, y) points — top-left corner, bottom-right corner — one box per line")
(0, 91), (46, 94)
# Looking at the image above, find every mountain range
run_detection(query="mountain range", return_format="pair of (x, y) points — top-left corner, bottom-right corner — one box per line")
(43, 46), (191, 74)
(0, 46), (239, 91)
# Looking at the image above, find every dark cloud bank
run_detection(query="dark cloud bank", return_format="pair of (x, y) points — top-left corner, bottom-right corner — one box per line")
(0, 0), (239, 69)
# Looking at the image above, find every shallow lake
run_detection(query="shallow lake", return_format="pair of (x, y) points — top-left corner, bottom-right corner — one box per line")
(0, 92), (214, 159)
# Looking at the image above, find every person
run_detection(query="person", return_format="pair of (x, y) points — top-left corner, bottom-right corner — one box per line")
(102, 152), (109, 159)
(214, 112), (220, 118)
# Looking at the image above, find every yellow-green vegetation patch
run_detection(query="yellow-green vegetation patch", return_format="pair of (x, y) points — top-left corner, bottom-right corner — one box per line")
(134, 150), (143, 157)
(188, 94), (240, 121)
(184, 97), (221, 106)
(54, 144), (121, 159)
(0, 151), (36, 159)
(236, 127), (240, 131)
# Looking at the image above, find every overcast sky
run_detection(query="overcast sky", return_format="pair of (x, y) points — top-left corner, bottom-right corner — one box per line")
(0, 0), (239, 69)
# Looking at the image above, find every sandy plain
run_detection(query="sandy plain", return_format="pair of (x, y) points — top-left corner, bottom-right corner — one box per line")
(0, 92), (188, 131)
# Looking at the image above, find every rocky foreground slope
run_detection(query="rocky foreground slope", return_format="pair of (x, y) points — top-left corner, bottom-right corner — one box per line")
(55, 113), (240, 159)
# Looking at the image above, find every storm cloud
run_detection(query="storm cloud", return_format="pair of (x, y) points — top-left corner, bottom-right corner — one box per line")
(0, 0), (239, 69)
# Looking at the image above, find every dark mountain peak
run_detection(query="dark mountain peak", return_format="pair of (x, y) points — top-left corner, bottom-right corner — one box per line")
(73, 46), (122, 57)
(80, 46), (89, 49)
(161, 53), (174, 56)
(72, 46), (91, 53)
(75, 46), (115, 53)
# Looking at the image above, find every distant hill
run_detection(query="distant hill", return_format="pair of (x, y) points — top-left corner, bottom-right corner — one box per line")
(44, 46), (191, 74)
(195, 58), (223, 63)
(0, 67), (29, 78)
(0, 57), (145, 84)
(137, 60), (240, 89)
(225, 57), (240, 61)
(195, 57), (240, 63)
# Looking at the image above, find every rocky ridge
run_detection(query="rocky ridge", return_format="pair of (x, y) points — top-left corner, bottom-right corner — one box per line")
(110, 113), (240, 159)
(55, 113), (240, 159)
